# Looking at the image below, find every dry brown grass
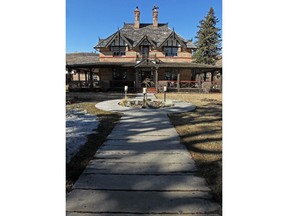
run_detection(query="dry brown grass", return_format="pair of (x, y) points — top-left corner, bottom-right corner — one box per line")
(156, 92), (222, 205)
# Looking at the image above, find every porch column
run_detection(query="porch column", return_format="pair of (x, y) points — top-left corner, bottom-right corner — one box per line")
(191, 69), (195, 81)
(77, 70), (81, 89)
(89, 68), (93, 89)
(77, 70), (80, 81)
(155, 67), (158, 93)
(67, 68), (72, 82)
(204, 72), (207, 81)
(177, 72), (180, 92)
(135, 69), (138, 91)
(66, 68), (71, 91)
(85, 72), (87, 82)
(211, 70), (215, 82)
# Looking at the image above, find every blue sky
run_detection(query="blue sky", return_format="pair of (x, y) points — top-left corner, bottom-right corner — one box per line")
(66, 0), (222, 53)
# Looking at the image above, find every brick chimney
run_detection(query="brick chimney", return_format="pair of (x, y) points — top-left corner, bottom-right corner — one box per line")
(134, 6), (140, 29)
(152, 6), (159, 27)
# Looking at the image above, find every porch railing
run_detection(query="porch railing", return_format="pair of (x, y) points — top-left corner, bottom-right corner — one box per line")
(68, 81), (101, 90)
(158, 80), (222, 92)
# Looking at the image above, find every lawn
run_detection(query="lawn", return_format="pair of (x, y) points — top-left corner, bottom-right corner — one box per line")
(156, 92), (222, 205)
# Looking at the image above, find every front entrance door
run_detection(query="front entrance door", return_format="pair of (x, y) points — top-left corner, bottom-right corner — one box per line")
(138, 70), (155, 88)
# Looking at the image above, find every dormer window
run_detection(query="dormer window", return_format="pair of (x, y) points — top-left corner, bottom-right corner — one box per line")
(141, 38), (151, 58)
(135, 36), (155, 59)
(164, 47), (178, 56)
(111, 46), (126, 56)
(163, 39), (180, 56)
(110, 36), (126, 56)
(141, 46), (149, 58)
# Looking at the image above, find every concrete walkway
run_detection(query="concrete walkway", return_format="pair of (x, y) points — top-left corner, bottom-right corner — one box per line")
(66, 93), (220, 215)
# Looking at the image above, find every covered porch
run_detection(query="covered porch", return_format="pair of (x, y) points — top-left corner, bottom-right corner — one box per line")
(66, 57), (222, 93)
(134, 59), (222, 93)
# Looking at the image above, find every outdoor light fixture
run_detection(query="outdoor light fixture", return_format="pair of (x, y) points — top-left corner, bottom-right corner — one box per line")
(124, 85), (128, 99)
(143, 87), (147, 107)
(163, 86), (167, 102)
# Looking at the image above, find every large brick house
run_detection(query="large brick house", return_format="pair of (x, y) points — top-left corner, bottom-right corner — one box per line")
(66, 6), (222, 92)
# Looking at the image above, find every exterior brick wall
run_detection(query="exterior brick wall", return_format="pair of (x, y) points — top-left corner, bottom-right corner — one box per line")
(99, 48), (192, 63)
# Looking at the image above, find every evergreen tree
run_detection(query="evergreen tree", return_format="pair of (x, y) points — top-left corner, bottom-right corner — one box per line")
(194, 7), (222, 65)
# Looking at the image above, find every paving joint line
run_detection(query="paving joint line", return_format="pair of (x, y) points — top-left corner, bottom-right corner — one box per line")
(73, 188), (211, 193)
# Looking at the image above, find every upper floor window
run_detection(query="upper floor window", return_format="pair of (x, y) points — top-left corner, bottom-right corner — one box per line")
(141, 45), (149, 58)
(163, 39), (180, 56)
(111, 46), (126, 56)
(110, 36), (126, 56)
(164, 47), (178, 56)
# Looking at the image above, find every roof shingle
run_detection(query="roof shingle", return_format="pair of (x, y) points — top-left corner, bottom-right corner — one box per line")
(95, 23), (196, 49)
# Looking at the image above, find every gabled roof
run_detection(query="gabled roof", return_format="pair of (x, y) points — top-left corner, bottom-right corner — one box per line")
(135, 59), (156, 68)
(105, 30), (133, 48)
(158, 30), (186, 48)
(134, 35), (157, 48)
(94, 23), (196, 49)
(135, 58), (163, 68)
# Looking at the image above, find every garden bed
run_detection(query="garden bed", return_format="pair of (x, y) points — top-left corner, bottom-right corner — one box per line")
(118, 99), (174, 109)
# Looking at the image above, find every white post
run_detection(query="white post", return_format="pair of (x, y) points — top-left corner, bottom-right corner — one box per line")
(143, 87), (147, 107)
(163, 86), (167, 102)
(124, 85), (128, 99)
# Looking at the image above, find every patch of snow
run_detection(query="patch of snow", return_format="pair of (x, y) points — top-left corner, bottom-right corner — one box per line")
(66, 109), (99, 163)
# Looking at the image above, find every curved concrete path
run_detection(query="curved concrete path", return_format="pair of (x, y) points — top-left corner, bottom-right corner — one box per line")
(66, 93), (220, 215)
(95, 93), (196, 114)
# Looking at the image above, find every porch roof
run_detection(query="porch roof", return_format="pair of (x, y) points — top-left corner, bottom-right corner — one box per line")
(67, 62), (221, 71)
(158, 62), (222, 70)
(66, 53), (222, 71)
(66, 52), (99, 65)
